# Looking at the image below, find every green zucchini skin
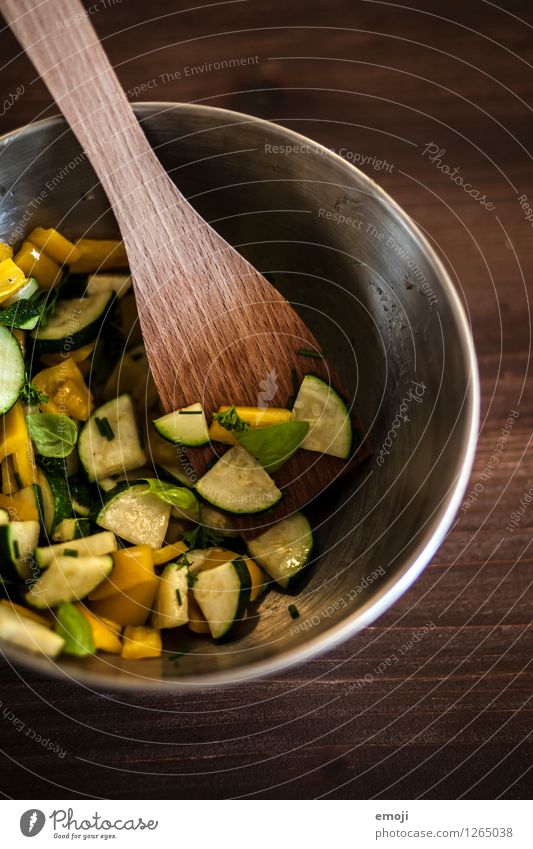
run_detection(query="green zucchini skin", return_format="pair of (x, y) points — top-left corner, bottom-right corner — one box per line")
(30, 292), (116, 354)
(0, 326), (25, 415)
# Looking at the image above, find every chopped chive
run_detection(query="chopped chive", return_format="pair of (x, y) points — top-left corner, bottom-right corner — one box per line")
(13, 472), (23, 490)
(95, 416), (115, 441)
(291, 368), (299, 396)
(178, 410), (202, 415)
(297, 348), (325, 359)
(187, 571), (198, 588)
(288, 604), (300, 619)
(176, 588), (182, 606)
(12, 539), (20, 559)
(169, 649), (189, 660)
(63, 549), (79, 557)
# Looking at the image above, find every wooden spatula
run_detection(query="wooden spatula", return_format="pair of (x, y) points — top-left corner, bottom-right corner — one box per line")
(1, 0), (368, 531)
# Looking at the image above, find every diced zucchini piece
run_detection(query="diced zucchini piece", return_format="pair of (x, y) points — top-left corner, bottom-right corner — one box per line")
(0, 326), (25, 415)
(26, 554), (114, 608)
(51, 518), (91, 542)
(195, 446), (282, 514)
(151, 562), (188, 629)
(30, 291), (115, 353)
(3, 276), (39, 305)
(78, 394), (146, 481)
(193, 557), (251, 639)
(0, 604), (64, 656)
(86, 273), (131, 299)
(37, 466), (72, 533)
(0, 520), (40, 580)
(34, 531), (117, 568)
(153, 403), (209, 447)
(0, 508), (10, 525)
(68, 475), (95, 518)
(199, 504), (239, 538)
(292, 374), (352, 459)
(247, 512), (313, 589)
(96, 483), (171, 548)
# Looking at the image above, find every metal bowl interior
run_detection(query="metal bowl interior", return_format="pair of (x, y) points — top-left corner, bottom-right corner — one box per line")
(0, 103), (478, 689)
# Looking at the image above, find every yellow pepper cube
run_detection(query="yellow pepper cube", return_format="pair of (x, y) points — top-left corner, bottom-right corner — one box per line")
(75, 604), (122, 654)
(0, 401), (30, 462)
(53, 378), (93, 421)
(152, 541), (188, 566)
(0, 242), (13, 262)
(14, 241), (62, 289)
(1, 456), (18, 495)
(68, 239), (128, 273)
(209, 406), (293, 445)
(12, 439), (38, 487)
(28, 227), (81, 264)
(89, 545), (155, 601)
(121, 626), (162, 659)
(0, 258), (27, 303)
(0, 488), (39, 521)
(89, 580), (159, 626)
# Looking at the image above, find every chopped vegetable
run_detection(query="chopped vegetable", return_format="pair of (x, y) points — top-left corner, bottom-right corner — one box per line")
(121, 625), (161, 659)
(54, 601), (95, 656)
(153, 402), (210, 447)
(28, 228), (81, 264)
(68, 239), (128, 273)
(14, 241), (62, 289)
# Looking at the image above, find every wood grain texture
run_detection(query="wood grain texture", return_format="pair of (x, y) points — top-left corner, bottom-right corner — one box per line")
(0, 0), (364, 530)
(0, 0), (532, 800)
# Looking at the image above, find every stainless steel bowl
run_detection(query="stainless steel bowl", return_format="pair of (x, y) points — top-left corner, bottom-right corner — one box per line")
(0, 103), (479, 689)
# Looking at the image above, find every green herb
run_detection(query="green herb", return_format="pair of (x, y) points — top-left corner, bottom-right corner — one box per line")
(138, 479), (199, 515)
(291, 368), (299, 395)
(94, 416), (115, 441)
(54, 602), (95, 657)
(237, 420), (309, 472)
(20, 376), (49, 407)
(177, 553), (191, 568)
(169, 648), (190, 667)
(297, 348), (325, 359)
(187, 571), (198, 588)
(26, 412), (77, 458)
(182, 524), (224, 550)
(288, 604), (300, 619)
(63, 549), (79, 557)
(12, 539), (20, 559)
(176, 589), (182, 606)
(0, 300), (41, 330)
(212, 404), (249, 433)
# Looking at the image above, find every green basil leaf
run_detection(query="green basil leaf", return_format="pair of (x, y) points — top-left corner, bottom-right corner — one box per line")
(26, 413), (78, 458)
(54, 602), (95, 657)
(0, 300), (41, 329)
(139, 478), (200, 514)
(237, 421), (309, 472)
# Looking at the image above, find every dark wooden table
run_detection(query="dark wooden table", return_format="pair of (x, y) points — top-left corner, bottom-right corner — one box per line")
(1, 0), (532, 799)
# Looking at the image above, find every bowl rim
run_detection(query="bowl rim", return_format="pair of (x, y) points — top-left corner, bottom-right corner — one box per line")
(0, 101), (480, 691)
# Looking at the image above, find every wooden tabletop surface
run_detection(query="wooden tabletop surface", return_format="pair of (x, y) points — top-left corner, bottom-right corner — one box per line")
(1, 0), (532, 800)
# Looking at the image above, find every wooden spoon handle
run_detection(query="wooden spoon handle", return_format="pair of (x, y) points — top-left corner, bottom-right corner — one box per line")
(0, 0), (212, 252)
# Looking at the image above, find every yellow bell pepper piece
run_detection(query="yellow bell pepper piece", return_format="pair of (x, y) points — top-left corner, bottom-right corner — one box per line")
(209, 406), (293, 445)
(0, 242), (13, 262)
(89, 580), (159, 626)
(246, 557), (266, 602)
(0, 600), (52, 629)
(75, 604), (122, 654)
(68, 239), (128, 273)
(187, 592), (210, 634)
(89, 545), (155, 601)
(13, 241), (63, 289)
(28, 227), (81, 265)
(0, 403), (38, 487)
(52, 378), (93, 421)
(41, 341), (95, 366)
(1, 456), (18, 494)
(0, 487), (39, 521)
(152, 541), (188, 566)
(0, 258), (27, 303)
(121, 625), (161, 659)
(33, 359), (90, 415)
